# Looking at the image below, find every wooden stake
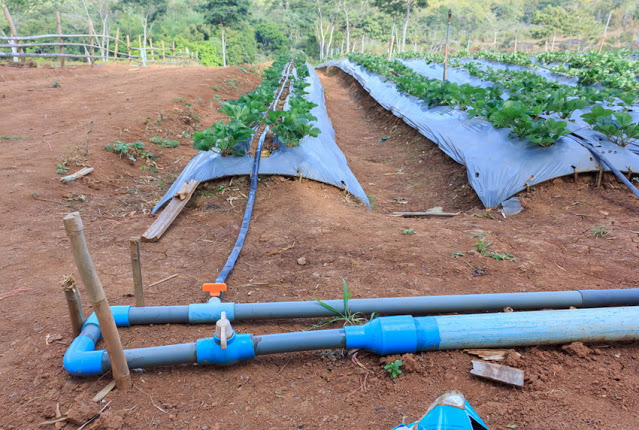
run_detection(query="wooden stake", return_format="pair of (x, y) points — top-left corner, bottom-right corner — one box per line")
(596, 166), (604, 187)
(55, 11), (64, 67)
(87, 19), (95, 64)
(138, 34), (142, 62)
(388, 23), (395, 61)
(599, 10), (613, 54)
(2, 6), (24, 62)
(63, 212), (131, 390)
(161, 40), (166, 60)
(514, 29), (518, 52)
(130, 236), (144, 307)
(443, 9), (452, 82)
(149, 38), (154, 61)
(113, 28), (120, 60)
(61, 275), (85, 337)
(126, 34), (131, 64)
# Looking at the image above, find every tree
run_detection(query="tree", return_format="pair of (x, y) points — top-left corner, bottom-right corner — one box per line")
(373, 0), (427, 52)
(120, 0), (169, 65)
(199, 0), (250, 66)
(254, 19), (288, 55)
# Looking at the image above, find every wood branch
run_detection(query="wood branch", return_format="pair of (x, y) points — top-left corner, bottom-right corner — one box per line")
(390, 211), (459, 217)
(60, 167), (93, 182)
(147, 274), (178, 288)
(142, 180), (200, 242)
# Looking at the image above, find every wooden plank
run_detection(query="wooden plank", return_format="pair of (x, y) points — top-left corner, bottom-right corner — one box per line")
(470, 360), (524, 387)
(142, 180), (200, 242)
(390, 211), (459, 217)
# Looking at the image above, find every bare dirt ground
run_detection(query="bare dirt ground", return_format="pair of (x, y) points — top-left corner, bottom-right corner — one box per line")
(1, 62), (638, 429)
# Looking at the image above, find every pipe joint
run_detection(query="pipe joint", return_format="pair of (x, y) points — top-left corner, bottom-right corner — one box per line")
(63, 335), (105, 375)
(188, 302), (235, 324)
(196, 333), (255, 366)
(345, 315), (419, 355)
(81, 306), (131, 330)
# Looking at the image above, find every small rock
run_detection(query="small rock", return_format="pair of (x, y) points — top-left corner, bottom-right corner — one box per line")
(92, 410), (124, 430)
(297, 257), (307, 266)
(311, 272), (320, 278)
(66, 393), (96, 425)
(562, 342), (592, 358)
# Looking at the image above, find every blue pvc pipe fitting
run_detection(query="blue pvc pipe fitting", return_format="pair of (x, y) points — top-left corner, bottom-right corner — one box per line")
(82, 306), (131, 330)
(63, 335), (106, 376)
(196, 333), (255, 366)
(188, 302), (235, 323)
(345, 315), (419, 355)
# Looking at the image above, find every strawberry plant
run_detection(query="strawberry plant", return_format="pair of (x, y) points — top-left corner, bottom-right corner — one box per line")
(193, 120), (253, 156)
(581, 105), (639, 147)
(266, 108), (319, 147)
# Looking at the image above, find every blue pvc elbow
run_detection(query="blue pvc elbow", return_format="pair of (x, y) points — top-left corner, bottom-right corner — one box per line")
(82, 306), (132, 330)
(196, 333), (255, 366)
(63, 336), (105, 376)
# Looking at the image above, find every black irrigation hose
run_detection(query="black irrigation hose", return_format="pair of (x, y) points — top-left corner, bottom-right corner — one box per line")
(579, 139), (639, 199)
(214, 63), (294, 291)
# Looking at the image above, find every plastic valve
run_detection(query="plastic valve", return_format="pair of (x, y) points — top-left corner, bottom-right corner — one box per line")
(214, 311), (235, 350)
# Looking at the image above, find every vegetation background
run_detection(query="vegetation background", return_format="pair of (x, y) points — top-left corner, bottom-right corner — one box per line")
(1, 0), (638, 66)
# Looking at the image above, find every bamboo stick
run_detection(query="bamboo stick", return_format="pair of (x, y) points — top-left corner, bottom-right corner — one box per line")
(130, 237), (144, 307)
(55, 11), (64, 66)
(63, 212), (131, 390)
(126, 34), (131, 64)
(61, 275), (85, 337)
(149, 38), (154, 61)
(2, 6), (24, 62)
(161, 40), (166, 60)
(113, 28), (120, 60)
(87, 19), (95, 64)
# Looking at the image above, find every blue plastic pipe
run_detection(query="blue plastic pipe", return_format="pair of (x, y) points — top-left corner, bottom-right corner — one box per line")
(64, 306), (639, 376)
(215, 62), (294, 288)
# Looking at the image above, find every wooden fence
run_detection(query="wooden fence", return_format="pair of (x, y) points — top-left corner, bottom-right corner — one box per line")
(1, 8), (198, 66)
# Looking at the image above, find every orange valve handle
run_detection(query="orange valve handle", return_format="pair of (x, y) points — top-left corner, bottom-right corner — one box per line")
(203, 283), (227, 297)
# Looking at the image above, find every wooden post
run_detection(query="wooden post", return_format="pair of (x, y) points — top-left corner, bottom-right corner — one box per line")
(113, 28), (120, 60)
(55, 11), (65, 67)
(3, 7), (24, 62)
(514, 29), (518, 52)
(443, 9), (452, 82)
(126, 35), (131, 64)
(551, 33), (556, 51)
(598, 10), (613, 54)
(88, 19), (95, 64)
(388, 23), (395, 60)
(61, 275), (85, 337)
(149, 38), (154, 61)
(161, 40), (166, 61)
(138, 34), (142, 63)
(63, 212), (132, 390)
(130, 237), (144, 307)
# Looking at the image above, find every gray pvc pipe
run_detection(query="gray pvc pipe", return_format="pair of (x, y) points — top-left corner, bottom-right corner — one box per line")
(234, 289), (639, 320)
(102, 343), (198, 370)
(129, 306), (189, 325)
(254, 329), (346, 355)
